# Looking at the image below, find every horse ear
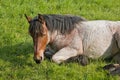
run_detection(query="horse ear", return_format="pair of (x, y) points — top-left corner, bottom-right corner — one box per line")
(24, 14), (32, 23)
(38, 14), (47, 35)
(38, 14), (44, 23)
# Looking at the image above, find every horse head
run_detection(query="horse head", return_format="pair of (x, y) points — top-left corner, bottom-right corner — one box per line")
(25, 14), (50, 64)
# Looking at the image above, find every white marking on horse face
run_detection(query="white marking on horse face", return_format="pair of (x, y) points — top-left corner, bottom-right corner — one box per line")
(38, 50), (44, 60)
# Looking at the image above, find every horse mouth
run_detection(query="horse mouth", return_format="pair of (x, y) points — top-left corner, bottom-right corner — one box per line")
(34, 57), (42, 64)
(35, 60), (41, 64)
(33, 55), (43, 64)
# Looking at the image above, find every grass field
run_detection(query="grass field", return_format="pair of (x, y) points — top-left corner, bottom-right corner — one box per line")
(0, 0), (120, 80)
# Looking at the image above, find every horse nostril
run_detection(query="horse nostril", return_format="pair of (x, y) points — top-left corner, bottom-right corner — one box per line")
(40, 56), (42, 61)
(34, 56), (43, 64)
(35, 60), (41, 64)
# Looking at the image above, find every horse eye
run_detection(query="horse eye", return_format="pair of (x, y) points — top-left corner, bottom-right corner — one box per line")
(39, 33), (45, 37)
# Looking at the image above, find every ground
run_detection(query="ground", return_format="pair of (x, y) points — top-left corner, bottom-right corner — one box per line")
(0, 0), (120, 80)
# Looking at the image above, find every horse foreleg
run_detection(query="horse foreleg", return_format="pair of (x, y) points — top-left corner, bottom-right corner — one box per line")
(113, 30), (120, 64)
(52, 47), (78, 64)
(104, 31), (120, 75)
(44, 45), (55, 59)
(103, 53), (120, 76)
(66, 55), (89, 66)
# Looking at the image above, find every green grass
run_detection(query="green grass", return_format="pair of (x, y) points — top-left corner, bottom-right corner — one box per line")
(0, 0), (120, 80)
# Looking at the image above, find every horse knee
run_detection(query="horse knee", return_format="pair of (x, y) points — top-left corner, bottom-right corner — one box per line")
(52, 56), (65, 64)
(44, 51), (53, 59)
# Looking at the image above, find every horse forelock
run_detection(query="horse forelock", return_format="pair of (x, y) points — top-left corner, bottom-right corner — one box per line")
(29, 16), (45, 37)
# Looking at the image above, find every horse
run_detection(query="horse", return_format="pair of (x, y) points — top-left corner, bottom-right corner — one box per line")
(25, 14), (87, 64)
(25, 14), (120, 75)
(25, 14), (120, 68)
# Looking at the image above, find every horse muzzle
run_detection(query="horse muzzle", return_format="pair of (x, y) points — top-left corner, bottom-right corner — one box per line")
(33, 56), (44, 64)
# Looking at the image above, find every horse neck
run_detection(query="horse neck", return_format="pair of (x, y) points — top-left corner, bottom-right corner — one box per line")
(48, 29), (76, 49)
(48, 30), (58, 43)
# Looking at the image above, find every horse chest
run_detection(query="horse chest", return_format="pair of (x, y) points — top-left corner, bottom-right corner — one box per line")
(50, 35), (73, 50)
(50, 29), (77, 50)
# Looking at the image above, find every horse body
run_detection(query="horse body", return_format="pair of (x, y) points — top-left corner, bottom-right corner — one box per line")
(79, 21), (119, 59)
(49, 20), (120, 63)
(25, 14), (120, 64)
(49, 27), (83, 63)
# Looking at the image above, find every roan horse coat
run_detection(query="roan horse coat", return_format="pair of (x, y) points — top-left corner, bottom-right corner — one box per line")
(47, 20), (120, 64)
(25, 14), (120, 75)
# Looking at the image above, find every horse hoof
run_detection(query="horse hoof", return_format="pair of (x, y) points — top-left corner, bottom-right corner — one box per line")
(103, 64), (120, 71)
(103, 64), (116, 72)
(66, 55), (89, 66)
(103, 64), (120, 76)
(35, 60), (41, 64)
(78, 55), (89, 66)
(110, 67), (120, 76)
(44, 52), (53, 59)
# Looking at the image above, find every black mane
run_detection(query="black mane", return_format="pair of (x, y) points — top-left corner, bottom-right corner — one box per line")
(43, 14), (86, 34)
(29, 14), (86, 36)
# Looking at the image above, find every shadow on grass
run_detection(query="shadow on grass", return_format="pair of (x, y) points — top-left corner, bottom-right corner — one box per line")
(0, 42), (34, 66)
(0, 42), (114, 67)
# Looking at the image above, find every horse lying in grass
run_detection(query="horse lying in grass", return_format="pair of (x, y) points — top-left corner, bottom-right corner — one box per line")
(25, 14), (120, 75)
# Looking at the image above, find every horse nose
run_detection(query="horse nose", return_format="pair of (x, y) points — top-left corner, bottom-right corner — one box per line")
(35, 59), (41, 64)
(34, 56), (42, 64)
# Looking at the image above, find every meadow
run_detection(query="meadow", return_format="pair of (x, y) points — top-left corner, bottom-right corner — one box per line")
(0, 0), (120, 80)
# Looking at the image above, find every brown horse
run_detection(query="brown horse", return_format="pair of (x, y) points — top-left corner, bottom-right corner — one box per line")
(25, 14), (120, 65)
(25, 14), (86, 64)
